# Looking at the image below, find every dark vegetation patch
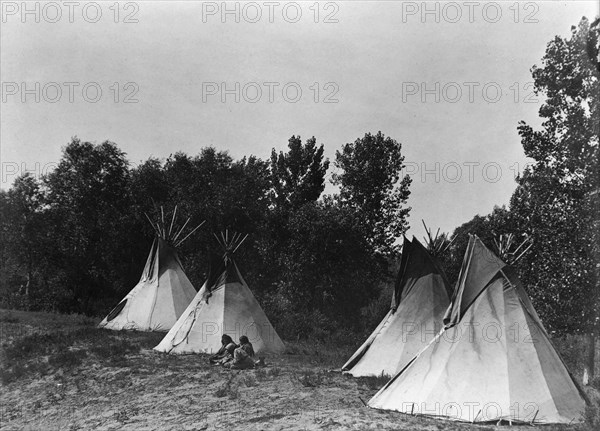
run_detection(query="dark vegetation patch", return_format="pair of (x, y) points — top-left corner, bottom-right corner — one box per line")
(1, 327), (146, 384)
(356, 374), (391, 391)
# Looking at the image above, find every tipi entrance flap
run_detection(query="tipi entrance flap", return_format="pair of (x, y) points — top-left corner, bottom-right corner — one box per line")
(106, 299), (127, 322)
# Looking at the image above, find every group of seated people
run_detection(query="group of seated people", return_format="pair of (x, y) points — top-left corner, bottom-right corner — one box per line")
(209, 334), (263, 369)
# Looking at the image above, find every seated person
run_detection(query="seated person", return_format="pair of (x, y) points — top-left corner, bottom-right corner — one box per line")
(209, 334), (238, 365)
(239, 336), (255, 357)
(224, 336), (255, 370)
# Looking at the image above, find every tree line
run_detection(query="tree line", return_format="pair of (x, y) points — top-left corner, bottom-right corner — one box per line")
(1, 18), (597, 348)
(0, 132), (411, 342)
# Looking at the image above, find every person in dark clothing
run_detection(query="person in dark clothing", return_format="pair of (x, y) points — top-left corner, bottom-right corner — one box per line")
(238, 336), (255, 357)
(209, 334), (238, 365)
(224, 335), (256, 369)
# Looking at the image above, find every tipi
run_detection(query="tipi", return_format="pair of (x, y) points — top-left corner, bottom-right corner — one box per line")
(342, 235), (452, 377)
(369, 235), (588, 424)
(99, 207), (203, 331)
(154, 231), (285, 354)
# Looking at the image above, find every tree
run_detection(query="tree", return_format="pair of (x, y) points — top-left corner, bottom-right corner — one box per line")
(43, 137), (134, 314)
(269, 136), (329, 213)
(510, 17), (599, 378)
(444, 206), (513, 283)
(130, 157), (170, 210)
(270, 201), (381, 339)
(157, 148), (272, 289)
(0, 175), (53, 309)
(518, 19), (599, 179)
(5, 175), (46, 299)
(332, 131), (412, 256)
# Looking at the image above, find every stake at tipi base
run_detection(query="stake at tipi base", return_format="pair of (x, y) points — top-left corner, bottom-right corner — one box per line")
(99, 206), (204, 332)
(154, 230), (285, 354)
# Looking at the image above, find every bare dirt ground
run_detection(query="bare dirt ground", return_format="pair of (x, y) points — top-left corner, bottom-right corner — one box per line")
(0, 309), (597, 431)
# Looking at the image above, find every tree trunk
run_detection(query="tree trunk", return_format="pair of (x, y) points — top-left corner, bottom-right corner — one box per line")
(584, 332), (595, 384)
(26, 250), (33, 297)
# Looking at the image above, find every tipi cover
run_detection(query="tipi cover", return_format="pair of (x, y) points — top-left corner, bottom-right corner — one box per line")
(342, 236), (451, 377)
(154, 232), (285, 354)
(369, 235), (587, 424)
(99, 208), (202, 331)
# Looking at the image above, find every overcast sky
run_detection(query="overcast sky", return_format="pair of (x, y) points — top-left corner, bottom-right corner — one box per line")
(1, 1), (598, 239)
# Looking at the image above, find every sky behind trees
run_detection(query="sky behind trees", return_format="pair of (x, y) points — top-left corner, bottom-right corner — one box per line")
(1, 1), (598, 238)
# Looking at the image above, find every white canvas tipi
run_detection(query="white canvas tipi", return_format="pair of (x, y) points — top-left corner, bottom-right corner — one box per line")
(369, 235), (588, 424)
(99, 208), (203, 332)
(154, 231), (285, 354)
(342, 236), (452, 377)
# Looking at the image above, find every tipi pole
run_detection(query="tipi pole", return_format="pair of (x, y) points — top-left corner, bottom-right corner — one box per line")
(231, 234), (248, 255)
(145, 213), (161, 237)
(172, 217), (191, 244)
(168, 205), (178, 240)
(175, 220), (205, 247)
(512, 242), (533, 263)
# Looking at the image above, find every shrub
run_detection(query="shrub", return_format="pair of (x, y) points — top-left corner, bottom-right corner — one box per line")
(0, 313), (19, 323)
(297, 370), (323, 387)
(48, 349), (87, 368)
(584, 398), (600, 431)
(90, 339), (140, 359)
(589, 377), (600, 391)
(3, 332), (70, 362)
(215, 374), (238, 398)
(356, 373), (390, 390)
(243, 374), (258, 387)
(552, 334), (588, 377)
(255, 368), (267, 381)
(1, 361), (50, 385)
(0, 326), (141, 383)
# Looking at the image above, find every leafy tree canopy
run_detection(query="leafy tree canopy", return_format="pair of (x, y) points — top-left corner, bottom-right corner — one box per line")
(332, 131), (412, 256)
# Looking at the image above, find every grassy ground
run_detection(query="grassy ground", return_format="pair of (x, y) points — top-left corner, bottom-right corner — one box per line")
(1, 309), (598, 431)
